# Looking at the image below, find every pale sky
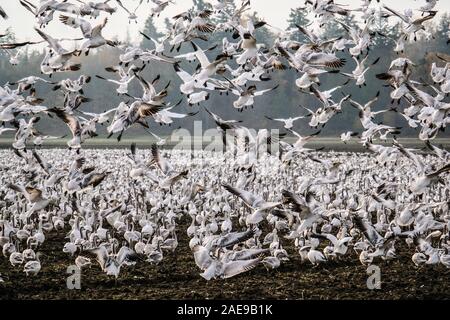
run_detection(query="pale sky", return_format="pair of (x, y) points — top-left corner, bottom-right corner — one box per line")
(0, 0), (449, 44)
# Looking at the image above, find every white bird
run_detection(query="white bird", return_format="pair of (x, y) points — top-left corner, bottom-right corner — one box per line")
(265, 115), (307, 129)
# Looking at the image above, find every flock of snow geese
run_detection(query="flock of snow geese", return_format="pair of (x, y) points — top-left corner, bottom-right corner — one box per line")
(0, 0), (450, 283)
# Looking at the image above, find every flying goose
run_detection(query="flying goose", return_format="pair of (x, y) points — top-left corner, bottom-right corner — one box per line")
(383, 5), (437, 41)
(159, 169), (189, 190)
(23, 253), (42, 276)
(48, 108), (95, 149)
(210, 228), (257, 249)
(150, 0), (175, 17)
(149, 143), (174, 176)
(282, 190), (322, 234)
(222, 184), (282, 224)
(226, 80), (279, 110)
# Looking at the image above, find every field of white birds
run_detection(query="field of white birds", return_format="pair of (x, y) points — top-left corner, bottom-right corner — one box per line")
(0, 0), (450, 300)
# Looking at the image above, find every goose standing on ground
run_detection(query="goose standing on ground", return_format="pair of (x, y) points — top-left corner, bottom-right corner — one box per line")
(0, 5), (7, 19)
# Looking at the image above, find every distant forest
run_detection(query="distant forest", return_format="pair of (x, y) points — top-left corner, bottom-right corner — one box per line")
(1, 0), (450, 139)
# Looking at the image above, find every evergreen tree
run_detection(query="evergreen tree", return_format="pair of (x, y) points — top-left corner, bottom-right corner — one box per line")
(286, 8), (310, 42)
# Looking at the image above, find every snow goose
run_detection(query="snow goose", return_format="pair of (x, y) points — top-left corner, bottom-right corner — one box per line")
(0, 5), (7, 19)
(59, 16), (117, 55)
(23, 252), (42, 276)
(264, 115), (307, 130)
(222, 184), (282, 224)
(115, 0), (142, 23)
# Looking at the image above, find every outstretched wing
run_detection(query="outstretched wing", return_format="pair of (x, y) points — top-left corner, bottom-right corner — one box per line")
(281, 190), (312, 219)
(59, 15), (92, 38)
(307, 52), (346, 68)
(49, 108), (81, 138)
(222, 257), (261, 279)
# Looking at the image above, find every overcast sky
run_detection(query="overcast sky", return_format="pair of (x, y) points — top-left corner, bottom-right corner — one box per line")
(0, 0), (449, 44)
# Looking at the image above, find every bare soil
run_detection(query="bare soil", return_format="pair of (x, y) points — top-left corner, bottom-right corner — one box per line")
(1, 217), (449, 300)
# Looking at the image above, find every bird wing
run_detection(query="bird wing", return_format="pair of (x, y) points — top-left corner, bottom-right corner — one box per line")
(24, 187), (43, 202)
(393, 140), (425, 173)
(53, 2), (81, 15)
(222, 257), (261, 279)
(348, 99), (364, 111)
(285, 128), (302, 139)
(310, 85), (329, 105)
(130, 142), (137, 161)
(115, 0), (131, 14)
(216, 228), (257, 248)
(90, 246), (109, 270)
(296, 24), (315, 43)
(117, 247), (136, 265)
(427, 163), (450, 178)
(364, 91), (381, 110)
(138, 103), (163, 118)
(136, 74), (157, 97)
(281, 190), (312, 220)
(265, 115), (284, 123)
(222, 184), (261, 207)
(69, 157), (85, 174)
(383, 5), (409, 23)
(253, 85), (279, 97)
(307, 52), (346, 68)
(32, 150), (49, 174)
(406, 84), (436, 108)
(192, 245), (214, 270)
(191, 42), (211, 69)
(34, 28), (65, 54)
(8, 184), (31, 202)
(50, 108), (81, 137)
(353, 215), (383, 246)
(174, 64), (193, 83)
(19, 0), (36, 15)
(151, 143), (173, 175)
(0, 5), (8, 19)
(413, 11), (437, 25)
(160, 110), (189, 119)
(59, 15), (92, 38)
(82, 172), (108, 188)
